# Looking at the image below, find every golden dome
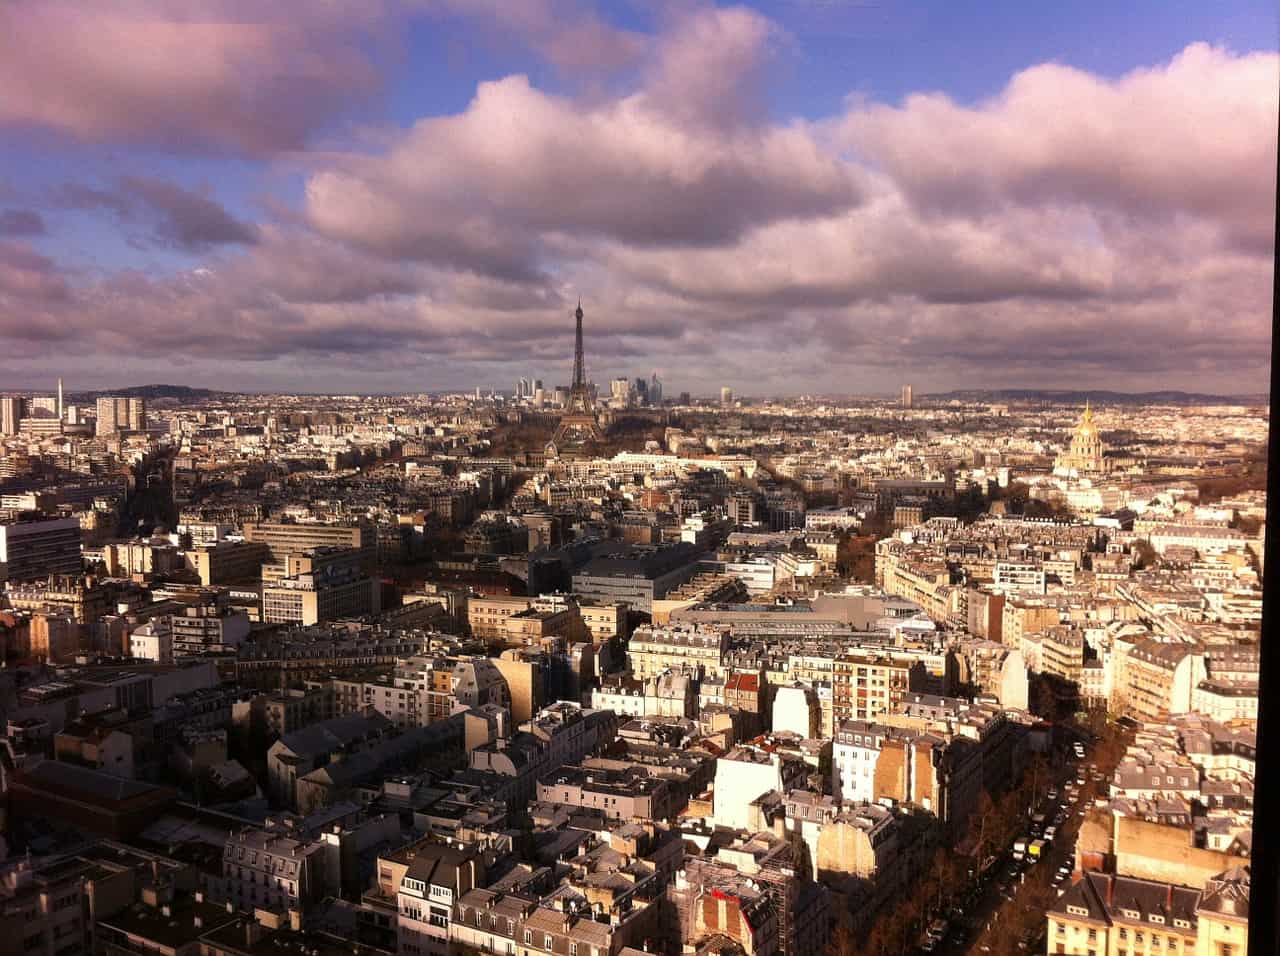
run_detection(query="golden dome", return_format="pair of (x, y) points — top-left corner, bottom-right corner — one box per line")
(1076, 401), (1097, 437)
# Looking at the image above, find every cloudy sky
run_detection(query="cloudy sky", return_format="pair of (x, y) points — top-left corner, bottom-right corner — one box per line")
(0, 1), (1275, 396)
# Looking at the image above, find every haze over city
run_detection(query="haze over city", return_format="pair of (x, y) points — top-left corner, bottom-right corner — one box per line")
(0, 0), (1276, 395)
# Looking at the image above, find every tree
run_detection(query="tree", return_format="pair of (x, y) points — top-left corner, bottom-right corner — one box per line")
(1131, 538), (1157, 569)
(970, 788), (1000, 863)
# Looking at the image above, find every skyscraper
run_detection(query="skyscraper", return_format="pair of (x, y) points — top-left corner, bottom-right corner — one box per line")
(96, 396), (120, 436)
(611, 378), (632, 406)
(128, 397), (147, 432)
(901, 384), (914, 409)
(649, 373), (663, 406)
(57, 378), (63, 422)
(96, 396), (137, 435)
(0, 397), (23, 436)
(720, 386), (733, 406)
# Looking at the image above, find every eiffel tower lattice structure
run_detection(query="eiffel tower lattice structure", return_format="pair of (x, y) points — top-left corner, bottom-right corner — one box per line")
(549, 300), (605, 452)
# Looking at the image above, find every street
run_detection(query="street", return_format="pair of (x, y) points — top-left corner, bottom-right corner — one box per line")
(915, 718), (1133, 956)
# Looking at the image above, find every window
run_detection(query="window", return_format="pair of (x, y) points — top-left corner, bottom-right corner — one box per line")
(1088, 929), (1096, 941)
(525, 931), (533, 944)
(544, 934), (553, 949)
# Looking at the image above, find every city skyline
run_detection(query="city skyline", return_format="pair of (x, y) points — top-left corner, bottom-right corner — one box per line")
(0, 1), (1276, 394)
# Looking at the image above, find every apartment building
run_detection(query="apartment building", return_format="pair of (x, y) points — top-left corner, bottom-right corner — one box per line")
(0, 516), (82, 583)
(1113, 640), (1207, 723)
(185, 541), (269, 586)
(241, 520), (375, 566)
(219, 827), (324, 914)
(831, 653), (912, 725)
(261, 565), (379, 625)
(627, 625), (730, 681)
(1046, 867), (1250, 956)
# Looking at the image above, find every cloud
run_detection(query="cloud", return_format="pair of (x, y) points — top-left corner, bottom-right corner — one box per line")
(414, 0), (647, 75)
(59, 177), (257, 251)
(643, 4), (780, 129)
(1, 23), (1274, 394)
(837, 43), (1278, 251)
(305, 68), (863, 272)
(0, 209), (45, 237)
(121, 177), (258, 249)
(0, 0), (383, 155)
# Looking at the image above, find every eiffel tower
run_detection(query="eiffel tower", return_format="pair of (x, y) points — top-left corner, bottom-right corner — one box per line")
(549, 300), (605, 454)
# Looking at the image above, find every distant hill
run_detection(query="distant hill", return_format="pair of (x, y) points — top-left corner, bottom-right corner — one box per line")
(925, 389), (1266, 406)
(71, 384), (228, 401)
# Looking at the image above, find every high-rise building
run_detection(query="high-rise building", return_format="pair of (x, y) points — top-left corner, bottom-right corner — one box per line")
(30, 396), (59, 418)
(95, 396), (129, 436)
(649, 373), (663, 405)
(127, 397), (146, 431)
(901, 384), (913, 409)
(0, 396), (23, 436)
(720, 386), (733, 406)
(57, 377), (63, 421)
(633, 377), (649, 405)
(611, 377), (632, 406)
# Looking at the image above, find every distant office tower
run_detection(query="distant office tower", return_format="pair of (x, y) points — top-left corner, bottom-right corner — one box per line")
(679, 391), (691, 405)
(901, 384), (914, 409)
(633, 377), (649, 405)
(96, 396), (128, 436)
(611, 378), (632, 406)
(720, 386), (733, 406)
(0, 516), (83, 583)
(30, 396), (59, 419)
(128, 397), (147, 431)
(649, 374), (663, 405)
(0, 397), (23, 436)
(57, 378), (63, 421)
